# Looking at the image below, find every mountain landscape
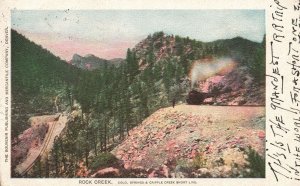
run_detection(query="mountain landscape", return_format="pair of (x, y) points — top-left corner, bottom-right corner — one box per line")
(11, 29), (265, 178)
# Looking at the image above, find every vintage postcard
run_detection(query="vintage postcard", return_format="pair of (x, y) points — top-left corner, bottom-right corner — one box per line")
(0, 0), (299, 186)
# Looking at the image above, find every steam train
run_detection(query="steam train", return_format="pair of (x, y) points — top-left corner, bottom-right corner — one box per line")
(186, 90), (216, 105)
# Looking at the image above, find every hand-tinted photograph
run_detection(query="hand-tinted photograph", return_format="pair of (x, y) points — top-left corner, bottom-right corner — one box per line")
(11, 10), (265, 178)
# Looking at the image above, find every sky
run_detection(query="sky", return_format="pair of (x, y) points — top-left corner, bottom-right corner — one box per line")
(12, 10), (265, 60)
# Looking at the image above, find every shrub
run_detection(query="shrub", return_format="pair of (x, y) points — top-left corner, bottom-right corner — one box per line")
(191, 152), (207, 169)
(176, 158), (189, 169)
(244, 147), (265, 178)
(89, 152), (119, 172)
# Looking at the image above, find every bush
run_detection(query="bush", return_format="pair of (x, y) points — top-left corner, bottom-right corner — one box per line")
(89, 152), (119, 172)
(244, 147), (265, 178)
(191, 152), (207, 169)
(176, 158), (189, 169)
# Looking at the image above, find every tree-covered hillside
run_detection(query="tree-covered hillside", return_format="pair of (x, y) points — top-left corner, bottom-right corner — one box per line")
(11, 30), (80, 138)
(134, 31), (265, 81)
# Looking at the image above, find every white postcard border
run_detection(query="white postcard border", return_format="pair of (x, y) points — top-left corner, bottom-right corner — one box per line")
(1, 0), (298, 186)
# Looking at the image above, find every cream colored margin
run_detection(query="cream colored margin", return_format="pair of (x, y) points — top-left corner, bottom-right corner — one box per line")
(0, 0), (294, 186)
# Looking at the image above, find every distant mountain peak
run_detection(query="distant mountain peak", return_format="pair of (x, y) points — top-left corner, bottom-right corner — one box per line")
(72, 53), (83, 61)
(70, 53), (124, 70)
(84, 54), (95, 58)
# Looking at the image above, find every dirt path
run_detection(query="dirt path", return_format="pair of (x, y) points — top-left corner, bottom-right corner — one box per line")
(174, 105), (265, 128)
(15, 114), (68, 176)
(175, 105), (264, 116)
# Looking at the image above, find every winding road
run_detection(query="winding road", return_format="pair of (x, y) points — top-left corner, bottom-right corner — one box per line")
(15, 114), (68, 176)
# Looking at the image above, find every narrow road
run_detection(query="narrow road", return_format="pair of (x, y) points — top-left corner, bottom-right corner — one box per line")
(175, 105), (264, 124)
(15, 115), (68, 176)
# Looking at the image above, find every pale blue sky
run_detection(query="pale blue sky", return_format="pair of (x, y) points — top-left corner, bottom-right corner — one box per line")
(12, 10), (265, 59)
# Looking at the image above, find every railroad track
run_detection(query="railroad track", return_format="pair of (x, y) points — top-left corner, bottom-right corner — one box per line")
(18, 120), (57, 176)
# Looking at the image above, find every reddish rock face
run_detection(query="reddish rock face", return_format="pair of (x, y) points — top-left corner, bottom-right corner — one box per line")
(197, 67), (265, 106)
(11, 114), (60, 170)
(11, 122), (48, 169)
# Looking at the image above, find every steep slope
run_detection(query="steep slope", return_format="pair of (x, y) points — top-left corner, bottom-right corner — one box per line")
(110, 105), (265, 178)
(11, 30), (79, 138)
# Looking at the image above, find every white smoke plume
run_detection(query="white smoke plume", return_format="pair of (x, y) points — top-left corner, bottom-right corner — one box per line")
(189, 58), (236, 88)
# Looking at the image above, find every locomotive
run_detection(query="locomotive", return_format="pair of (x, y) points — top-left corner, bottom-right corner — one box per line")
(186, 90), (216, 105)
